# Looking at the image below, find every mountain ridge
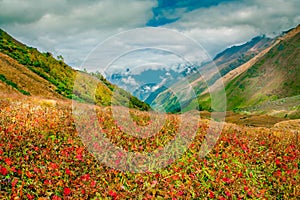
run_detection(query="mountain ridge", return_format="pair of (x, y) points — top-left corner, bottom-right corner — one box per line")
(0, 28), (150, 111)
(1, 24), (299, 116)
(224, 24), (300, 111)
(147, 24), (300, 115)
(148, 34), (275, 112)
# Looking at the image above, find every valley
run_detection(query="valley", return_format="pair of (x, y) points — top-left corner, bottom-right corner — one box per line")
(0, 23), (299, 199)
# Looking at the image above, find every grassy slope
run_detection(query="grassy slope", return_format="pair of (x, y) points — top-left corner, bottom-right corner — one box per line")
(0, 97), (299, 199)
(208, 36), (273, 85)
(225, 26), (300, 110)
(0, 52), (63, 99)
(0, 29), (75, 98)
(0, 28), (150, 111)
(150, 36), (274, 113)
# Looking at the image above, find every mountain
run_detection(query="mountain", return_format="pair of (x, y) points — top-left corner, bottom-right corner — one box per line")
(0, 28), (150, 111)
(214, 35), (272, 65)
(191, 24), (300, 118)
(108, 63), (199, 105)
(224, 24), (300, 115)
(2, 24), (298, 116)
(0, 52), (63, 98)
(210, 36), (273, 81)
(146, 24), (300, 116)
(148, 35), (274, 113)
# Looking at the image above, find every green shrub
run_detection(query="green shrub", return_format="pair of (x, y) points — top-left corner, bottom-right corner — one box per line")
(0, 74), (30, 96)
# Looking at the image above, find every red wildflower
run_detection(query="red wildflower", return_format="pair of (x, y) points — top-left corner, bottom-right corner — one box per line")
(189, 173), (195, 179)
(0, 166), (8, 176)
(44, 180), (51, 185)
(222, 177), (231, 184)
(115, 159), (121, 165)
(33, 167), (39, 173)
(108, 190), (117, 198)
(52, 195), (62, 200)
(26, 171), (33, 178)
(65, 168), (71, 175)
(222, 153), (227, 159)
(209, 191), (215, 198)
(81, 174), (90, 181)
(275, 159), (281, 166)
(241, 144), (248, 152)
(49, 162), (59, 170)
(116, 151), (124, 157)
(63, 187), (71, 196)
(12, 178), (18, 187)
(91, 180), (96, 187)
(249, 172), (253, 178)
(238, 172), (243, 178)
(225, 191), (231, 197)
(26, 194), (35, 200)
(274, 170), (281, 177)
(247, 191), (253, 197)
(4, 158), (12, 166)
(11, 166), (17, 173)
(76, 153), (84, 161)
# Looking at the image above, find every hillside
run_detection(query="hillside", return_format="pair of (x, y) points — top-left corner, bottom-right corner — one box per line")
(0, 29), (75, 98)
(0, 52), (63, 99)
(0, 28), (150, 111)
(0, 96), (299, 198)
(225, 24), (300, 112)
(148, 35), (274, 113)
(182, 24), (300, 117)
(213, 35), (273, 77)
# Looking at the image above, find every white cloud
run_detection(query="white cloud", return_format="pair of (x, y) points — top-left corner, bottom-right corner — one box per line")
(83, 27), (211, 76)
(0, 0), (299, 67)
(121, 76), (139, 88)
(1, 0), (156, 66)
(165, 0), (300, 57)
(152, 77), (167, 91)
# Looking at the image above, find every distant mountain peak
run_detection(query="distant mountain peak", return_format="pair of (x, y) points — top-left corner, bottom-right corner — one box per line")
(213, 35), (272, 61)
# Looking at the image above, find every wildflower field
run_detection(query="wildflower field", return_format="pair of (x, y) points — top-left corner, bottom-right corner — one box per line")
(0, 96), (299, 199)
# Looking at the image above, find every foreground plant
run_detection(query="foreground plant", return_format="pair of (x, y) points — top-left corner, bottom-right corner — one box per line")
(0, 98), (299, 199)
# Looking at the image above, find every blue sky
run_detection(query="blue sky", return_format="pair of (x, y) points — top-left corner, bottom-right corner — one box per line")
(147, 0), (237, 26)
(0, 0), (299, 67)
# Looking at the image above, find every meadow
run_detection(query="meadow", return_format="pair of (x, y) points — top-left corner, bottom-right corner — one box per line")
(0, 95), (299, 199)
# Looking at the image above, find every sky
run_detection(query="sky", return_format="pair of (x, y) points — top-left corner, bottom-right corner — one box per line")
(0, 0), (299, 67)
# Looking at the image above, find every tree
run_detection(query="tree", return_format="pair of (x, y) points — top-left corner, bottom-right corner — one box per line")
(57, 55), (64, 61)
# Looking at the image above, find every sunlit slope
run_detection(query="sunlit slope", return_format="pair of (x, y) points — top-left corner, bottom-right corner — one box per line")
(0, 28), (150, 110)
(225, 25), (300, 110)
(150, 35), (274, 113)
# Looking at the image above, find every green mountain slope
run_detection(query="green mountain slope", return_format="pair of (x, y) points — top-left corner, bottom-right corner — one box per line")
(0, 52), (63, 98)
(0, 29), (75, 98)
(149, 35), (274, 113)
(155, 24), (300, 115)
(225, 25), (300, 110)
(0, 28), (150, 110)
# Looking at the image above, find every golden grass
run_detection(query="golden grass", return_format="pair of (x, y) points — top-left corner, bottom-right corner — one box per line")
(0, 52), (63, 99)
